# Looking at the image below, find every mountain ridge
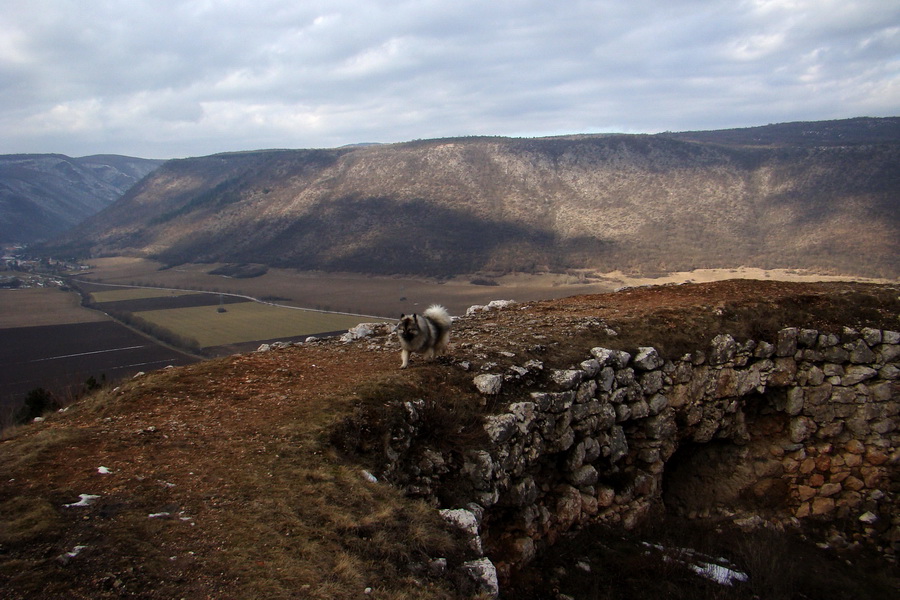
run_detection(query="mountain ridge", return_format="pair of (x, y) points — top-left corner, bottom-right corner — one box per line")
(658, 116), (900, 147)
(41, 118), (900, 278)
(0, 154), (164, 244)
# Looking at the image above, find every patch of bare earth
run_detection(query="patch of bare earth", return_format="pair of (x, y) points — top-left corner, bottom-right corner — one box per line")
(1, 280), (898, 599)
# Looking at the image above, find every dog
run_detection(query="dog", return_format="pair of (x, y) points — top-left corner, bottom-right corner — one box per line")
(397, 304), (452, 369)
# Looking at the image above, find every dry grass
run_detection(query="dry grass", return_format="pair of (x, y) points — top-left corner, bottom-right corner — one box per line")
(2, 279), (898, 599)
(0, 423), (83, 471)
(0, 497), (62, 545)
(0, 345), (469, 599)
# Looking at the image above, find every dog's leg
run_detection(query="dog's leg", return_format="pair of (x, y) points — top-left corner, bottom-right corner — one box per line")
(435, 333), (449, 357)
(400, 349), (410, 369)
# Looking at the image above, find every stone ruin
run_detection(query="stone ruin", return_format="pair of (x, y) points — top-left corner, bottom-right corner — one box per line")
(369, 323), (898, 592)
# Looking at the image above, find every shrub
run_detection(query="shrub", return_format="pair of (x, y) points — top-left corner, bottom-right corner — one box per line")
(15, 388), (58, 424)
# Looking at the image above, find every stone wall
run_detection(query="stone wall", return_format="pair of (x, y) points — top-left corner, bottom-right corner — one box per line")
(378, 326), (899, 585)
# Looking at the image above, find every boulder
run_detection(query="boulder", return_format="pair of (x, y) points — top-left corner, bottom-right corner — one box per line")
(474, 374), (503, 395)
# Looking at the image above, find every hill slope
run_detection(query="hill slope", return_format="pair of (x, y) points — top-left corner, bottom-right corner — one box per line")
(1, 280), (898, 599)
(45, 118), (900, 278)
(661, 116), (900, 147)
(0, 154), (164, 244)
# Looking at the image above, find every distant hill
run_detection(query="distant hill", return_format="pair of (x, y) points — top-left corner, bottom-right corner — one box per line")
(0, 154), (164, 244)
(659, 116), (900, 147)
(43, 118), (900, 279)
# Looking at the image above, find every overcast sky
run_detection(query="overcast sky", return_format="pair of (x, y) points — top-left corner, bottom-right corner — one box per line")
(1, 0), (897, 158)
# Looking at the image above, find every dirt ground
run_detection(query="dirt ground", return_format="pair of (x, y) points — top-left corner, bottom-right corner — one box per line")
(1, 279), (898, 599)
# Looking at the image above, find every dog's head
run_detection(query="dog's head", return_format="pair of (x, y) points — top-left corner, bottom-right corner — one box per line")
(397, 313), (420, 341)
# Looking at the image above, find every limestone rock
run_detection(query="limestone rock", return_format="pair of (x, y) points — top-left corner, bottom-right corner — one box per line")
(633, 347), (664, 371)
(591, 347), (631, 368)
(843, 365), (877, 386)
(460, 558), (499, 599)
(440, 508), (483, 555)
(776, 327), (799, 357)
(846, 339), (877, 364)
(484, 413), (518, 444)
(552, 369), (584, 390)
(474, 374), (503, 395)
(569, 464), (599, 488)
(790, 416), (817, 443)
(709, 334), (737, 365)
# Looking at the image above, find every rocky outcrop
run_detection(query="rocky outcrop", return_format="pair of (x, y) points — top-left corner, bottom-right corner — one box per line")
(372, 323), (899, 581)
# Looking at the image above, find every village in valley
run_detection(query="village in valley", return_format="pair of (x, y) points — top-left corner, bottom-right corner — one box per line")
(0, 244), (89, 289)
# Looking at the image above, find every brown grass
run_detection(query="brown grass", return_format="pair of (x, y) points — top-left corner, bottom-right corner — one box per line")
(0, 345), (469, 599)
(2, 279), (897, 599)
(0, 497), (62, 545)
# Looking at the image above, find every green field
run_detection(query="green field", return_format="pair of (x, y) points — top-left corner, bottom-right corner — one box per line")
(135, 301), (375, 348)
(89, 288), (202, 303)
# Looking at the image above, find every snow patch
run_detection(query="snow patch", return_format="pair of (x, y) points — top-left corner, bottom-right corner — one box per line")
(690, 561), (749, 586)
(642, 541), (748, 587)
(64, 494), (100, 508)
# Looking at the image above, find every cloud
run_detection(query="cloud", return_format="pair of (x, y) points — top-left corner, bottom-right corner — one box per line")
(0, 0), (897, 157)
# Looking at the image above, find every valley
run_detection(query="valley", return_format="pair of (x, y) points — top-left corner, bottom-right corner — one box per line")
(3, 117), (898, 435)
(72, 256), (897, 319)
(2, 114), (898, 598)
(3, 252), (892, 426)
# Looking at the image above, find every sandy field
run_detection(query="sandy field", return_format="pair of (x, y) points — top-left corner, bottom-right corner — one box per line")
(602, 267), (896, 288)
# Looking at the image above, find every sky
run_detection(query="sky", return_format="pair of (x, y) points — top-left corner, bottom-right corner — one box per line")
(1, 0), (898, 159)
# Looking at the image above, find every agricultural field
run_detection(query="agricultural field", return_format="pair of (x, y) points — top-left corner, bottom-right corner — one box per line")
(76, 256), (623, 317)
(75, 280), (375, 349)
(0, 296), (197, 422)
(0, 281), (374, 420)
(0, 321), (196, 399)
(78, 256), (889, 320)
(0, 287), (108, 328)
(133, 301), (371, 348)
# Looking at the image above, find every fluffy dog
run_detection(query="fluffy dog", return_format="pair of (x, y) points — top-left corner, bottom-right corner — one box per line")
(397, 304), (452, 369)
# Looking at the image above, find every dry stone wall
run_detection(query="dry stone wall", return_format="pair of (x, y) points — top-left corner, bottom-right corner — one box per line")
(381, 324), (899, 582)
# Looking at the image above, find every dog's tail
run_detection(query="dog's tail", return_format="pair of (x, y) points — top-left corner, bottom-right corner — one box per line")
(423, 304), (452, 330)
